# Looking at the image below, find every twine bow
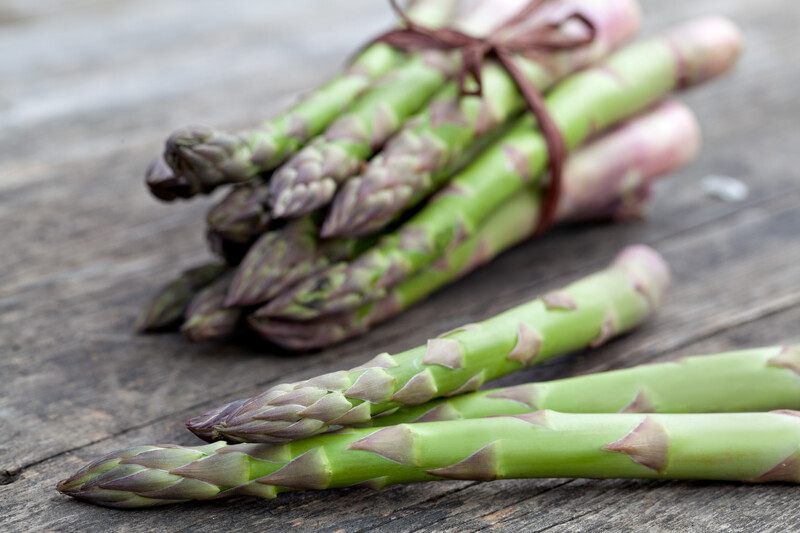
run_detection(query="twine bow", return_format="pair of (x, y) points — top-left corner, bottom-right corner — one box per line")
(373, 0), (596, 233)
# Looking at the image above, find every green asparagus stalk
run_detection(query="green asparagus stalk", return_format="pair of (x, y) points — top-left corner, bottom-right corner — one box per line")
(181, 274), (242, 342)
(373, 347), (800, 425)
(251, 101), (699, 349)
(135, 262), (227, 333)
(147, 0), (458, 201)
(267, 0), (534, 219)
(321, 0), (643, 238)
(186, 245), (669, 443)
(261, 17), (741, 321)
(206, 182), (271, 244)
(58, 409), (800, 508)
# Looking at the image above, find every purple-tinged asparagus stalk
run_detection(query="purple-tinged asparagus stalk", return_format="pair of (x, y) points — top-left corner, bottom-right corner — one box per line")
(206, 182), (271, 244)
(181, 274), (241, 342)
(224, 217), (374, 308)
(252, 101), (699, 350)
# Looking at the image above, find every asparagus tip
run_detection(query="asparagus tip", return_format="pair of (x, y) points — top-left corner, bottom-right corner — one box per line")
(161, 125), (255, 198)
(145, 155), (192, 201)
(185, 399), (248, 442)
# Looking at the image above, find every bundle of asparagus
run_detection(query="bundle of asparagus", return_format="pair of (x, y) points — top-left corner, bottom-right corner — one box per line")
(138, 1), (741, 351)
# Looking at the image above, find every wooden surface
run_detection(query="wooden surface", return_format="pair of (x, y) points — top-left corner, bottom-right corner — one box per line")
(1, 0), (799, 530)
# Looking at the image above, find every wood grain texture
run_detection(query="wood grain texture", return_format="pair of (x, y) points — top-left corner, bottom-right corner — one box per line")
(1, 0), (799, 530)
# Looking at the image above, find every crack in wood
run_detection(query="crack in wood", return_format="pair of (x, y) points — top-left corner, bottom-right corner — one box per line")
(1, 468), (22, 485)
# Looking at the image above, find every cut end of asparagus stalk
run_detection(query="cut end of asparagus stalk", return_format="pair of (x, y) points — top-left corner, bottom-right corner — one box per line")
(558, 100), (701, 222)
(612, 244), (671, 310)
(668, 17), (743, 88)
(159, 126), (263, 199)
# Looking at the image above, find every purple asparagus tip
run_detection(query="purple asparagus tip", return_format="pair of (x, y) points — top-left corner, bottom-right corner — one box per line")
(185, 399), (247, 442)
(145, 155), (193, 201)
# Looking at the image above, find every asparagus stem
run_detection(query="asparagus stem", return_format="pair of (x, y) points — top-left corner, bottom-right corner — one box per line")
(58, 408), (800, 508)
(135, 263), (227, 333)
(186, 245), (669, 443)
(261, 17), (741, 322)
(148, 0), (458, 201)
(267, 0), (537, 219)
(181, 274), (241, 342)
(321, 0), (642, 238)
(373, 347), (800, 425)
(251, 101), (699, 349)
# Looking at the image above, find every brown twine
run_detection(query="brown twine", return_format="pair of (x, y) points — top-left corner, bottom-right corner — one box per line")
(370, 0), (596, 234)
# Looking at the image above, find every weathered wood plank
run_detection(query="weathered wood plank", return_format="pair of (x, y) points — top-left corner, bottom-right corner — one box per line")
(1, 0), (799, 530)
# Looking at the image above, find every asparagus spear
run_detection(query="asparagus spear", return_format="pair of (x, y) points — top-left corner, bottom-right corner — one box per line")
(186, 245), (669, 443)
(373, 347), (800, 425)
(58, 409), (800, 508)
(206, 182), (271, 244)
(135, 262), (227, 332)
(148, 0), (458, 201)
(267, 0), (535, 218)
(261, 17), (742, 321)
(225, 217), (375, 307)
(321, 0), (643, 238)
(252, 101), (699, 349)
(181, 274), (241, 342)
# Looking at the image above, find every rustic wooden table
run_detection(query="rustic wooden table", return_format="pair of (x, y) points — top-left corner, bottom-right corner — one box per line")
(2, 0), (799, 530)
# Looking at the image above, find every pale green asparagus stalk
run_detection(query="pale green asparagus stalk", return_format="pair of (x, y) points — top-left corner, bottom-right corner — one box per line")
(186, 245), (669, 443)
(322, 0), (642, 238)
(374, 347), (800, 425)
(251, 101), (699, 349)
(261, 17), (741, 321)
(267, 0), (536, 218)
(135, 262), (227, 332)
(147, 0), (458, 201)
(58, 409), (800, 508)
